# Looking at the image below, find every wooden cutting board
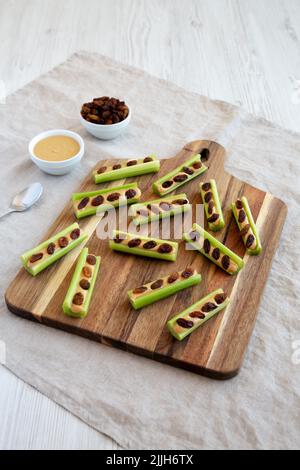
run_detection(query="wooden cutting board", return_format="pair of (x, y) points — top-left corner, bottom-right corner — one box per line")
(5, 140), (287, 379)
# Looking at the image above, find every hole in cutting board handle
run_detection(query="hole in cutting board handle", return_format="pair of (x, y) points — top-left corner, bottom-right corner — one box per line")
(183, 140), (226, 167)
(200, 148), (209, 162)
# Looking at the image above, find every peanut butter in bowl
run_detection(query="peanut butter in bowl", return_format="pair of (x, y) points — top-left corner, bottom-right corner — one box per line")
(29, 129), (85, 175)
(34, 135), (80, 162)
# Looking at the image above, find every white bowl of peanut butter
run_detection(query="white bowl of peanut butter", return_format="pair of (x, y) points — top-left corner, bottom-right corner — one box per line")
(29, 129), (85, 175)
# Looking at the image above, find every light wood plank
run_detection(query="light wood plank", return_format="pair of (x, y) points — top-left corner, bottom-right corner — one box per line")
(0, 366), (120, 450)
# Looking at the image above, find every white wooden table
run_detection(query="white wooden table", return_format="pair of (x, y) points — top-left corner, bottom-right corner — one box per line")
(0, 0), (299, 450)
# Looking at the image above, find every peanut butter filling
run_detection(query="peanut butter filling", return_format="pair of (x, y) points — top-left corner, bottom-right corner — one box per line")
(188, 232), (238, 274)
(71, 258), (96, 313)
(114, 233), (174, 255)
(27, 229), (80, 268)
(94, 157), (154, 175)
(77, 187), (141, 212)
(132, 196), (188, 220)
(235, 203), (257, 250)
(201, 183), (220, 227)
(131, 268), (196, 299)
(157, 160), (203, 192)
(173, 293), (227, 334)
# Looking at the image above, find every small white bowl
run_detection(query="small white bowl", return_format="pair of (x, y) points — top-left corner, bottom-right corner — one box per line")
(29, 129), (84, 175)
(80, 107), (131, 140)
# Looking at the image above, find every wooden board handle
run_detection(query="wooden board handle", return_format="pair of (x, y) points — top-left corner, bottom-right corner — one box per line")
(183, 139), (226, 170)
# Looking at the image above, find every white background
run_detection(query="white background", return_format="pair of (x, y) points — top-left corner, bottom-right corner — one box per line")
(0, 0), (299, 449)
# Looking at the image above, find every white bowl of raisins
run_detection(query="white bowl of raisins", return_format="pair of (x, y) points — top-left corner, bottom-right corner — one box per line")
(80, 96), (131, 140)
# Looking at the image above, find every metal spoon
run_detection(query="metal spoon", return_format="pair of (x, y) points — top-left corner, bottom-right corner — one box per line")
(0, 182), (43, 220)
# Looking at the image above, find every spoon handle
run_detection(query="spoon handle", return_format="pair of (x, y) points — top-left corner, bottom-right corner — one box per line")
(0, 208), (15, 220)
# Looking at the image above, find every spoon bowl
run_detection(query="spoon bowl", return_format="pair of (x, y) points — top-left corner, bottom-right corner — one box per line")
(0, 182), (43, 219)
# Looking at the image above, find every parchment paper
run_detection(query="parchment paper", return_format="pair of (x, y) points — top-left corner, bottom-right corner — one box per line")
(0, 52), (299, 449)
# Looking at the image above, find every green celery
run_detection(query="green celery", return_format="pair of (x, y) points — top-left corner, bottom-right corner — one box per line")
(183, 223), (244, 275)
(63, 248), (101, 319)
(129, 193), (191, 226)
(109, 230), (178, 261)
(21, 222), (87, 276)
(93, 155), (160, 183)
(231, 197), (262, 255)
(72, 182), (141, 219)
(200, 179), (225, 231)
(167, 288), (230, 341)
(152, 154), (208, 196)
(128, 268), (201, 309)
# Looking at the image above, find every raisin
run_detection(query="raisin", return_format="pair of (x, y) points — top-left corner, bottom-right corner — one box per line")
(215, 293), (226, 304)
(128, 238), (141, 248)
(182, 166), (194, 175)
(87, 255), (96, 265)
(207, 201), (214, 215)
(58, 237), (68, 248)
(204, 191), (213, 203)
(240, 224), (250, 237)
(70, 228), (80, 240)
(79, 279), (90, 290)
(173, 174), (188, 183)
(162, 180), (173, 188)
(172, 198), (188, 205)
(167, 272), (179, 283)
(207, 213), (219, 223)
(151, 279), (164, 289)
(47, 243), (55, 255)
(159, 202), (172, 211)
(72, 292), (84, 306)
(246, 234), (255, 248)
(78, 197), (89, 210)
(189, 230), (199, 242)
(181, 267), (194, 278)
(236, 200), (243, 209)
(97, 166), (107, 174)
(147, 204), (160, 214)
(189, 311), (205, 319)
(91, 195), (104, 206)
(238, 209), (246, 223)
(137, 208), (149, 217)
(201, 302), (217, 312)
(125, 189), (137, 199)
(192, 161), (202, 169)
(114, 235), (123, 244)
(82, 266), (92, 278)
(29, 252), (43, 263)
(107, 192), (120, 202)
(127, 160), (137, 166)
(133, 286), (148, 294)
(143, 240), (157, 249)
(112, 114), (120, 123)
(203, 238), (210, 254)
(158, 243), (173, 254)
(88, 114), (100, 123)
(113, 164), (122, 170)
(176, 318), (194, 329)
(221, 255), (230, 270)
(202, 182), (211, 192)
(212, 248), (220, 260)
(143, 157), (153, 163)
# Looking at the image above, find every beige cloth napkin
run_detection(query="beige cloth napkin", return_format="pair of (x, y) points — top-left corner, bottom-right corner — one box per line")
(0, 52), (299, 450)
